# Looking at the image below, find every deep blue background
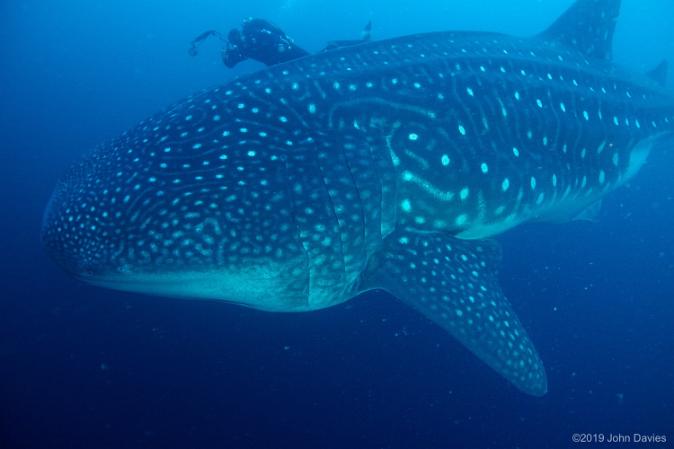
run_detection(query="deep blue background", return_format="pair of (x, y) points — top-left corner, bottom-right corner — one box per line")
(1, 1), (674, 448)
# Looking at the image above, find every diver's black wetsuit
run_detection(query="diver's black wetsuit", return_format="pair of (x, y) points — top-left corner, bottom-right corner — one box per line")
(189, 18), (371, 68)
(222, 18), (309, 67)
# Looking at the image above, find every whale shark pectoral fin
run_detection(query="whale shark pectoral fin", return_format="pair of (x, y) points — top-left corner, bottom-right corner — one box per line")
(363, 230), (548, 396)
(539, 0), (621, 60)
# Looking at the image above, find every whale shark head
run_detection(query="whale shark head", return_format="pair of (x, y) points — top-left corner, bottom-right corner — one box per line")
(41, 90), (313, 311)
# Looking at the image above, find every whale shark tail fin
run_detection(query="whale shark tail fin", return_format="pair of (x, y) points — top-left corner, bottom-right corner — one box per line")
(362, 230), (547, 396)
(647, 60), (668, 87)
(539, 0), (621, 60)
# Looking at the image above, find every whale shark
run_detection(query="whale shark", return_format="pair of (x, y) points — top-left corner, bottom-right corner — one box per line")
(42, 0), (674, 396)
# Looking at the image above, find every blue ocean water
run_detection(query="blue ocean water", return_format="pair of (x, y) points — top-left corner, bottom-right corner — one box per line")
(1, 0), (674, 447)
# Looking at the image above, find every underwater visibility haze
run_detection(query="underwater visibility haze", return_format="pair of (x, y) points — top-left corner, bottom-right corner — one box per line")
(3, 0), (674, 448)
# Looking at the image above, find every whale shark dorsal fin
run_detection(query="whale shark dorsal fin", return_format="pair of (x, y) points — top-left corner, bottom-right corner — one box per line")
(646, 60), (668, 87)
(362, 230), (548, 396)
(539, 0), (621, 60)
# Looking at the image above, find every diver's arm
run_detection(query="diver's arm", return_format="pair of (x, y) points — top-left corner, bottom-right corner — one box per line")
(188, 30), (226, 57)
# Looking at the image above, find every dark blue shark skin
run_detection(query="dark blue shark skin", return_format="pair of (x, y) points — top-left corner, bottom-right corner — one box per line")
(42, 0), (674, 396)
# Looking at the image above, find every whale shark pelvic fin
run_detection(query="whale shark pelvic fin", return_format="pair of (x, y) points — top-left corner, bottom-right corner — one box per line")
(362, 230), (548, 396)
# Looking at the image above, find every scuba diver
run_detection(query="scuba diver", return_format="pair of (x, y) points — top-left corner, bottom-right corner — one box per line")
(189, 18), (372, 68)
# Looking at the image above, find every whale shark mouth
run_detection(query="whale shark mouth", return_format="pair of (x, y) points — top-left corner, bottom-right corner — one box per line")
(76, 265), (311, 312)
